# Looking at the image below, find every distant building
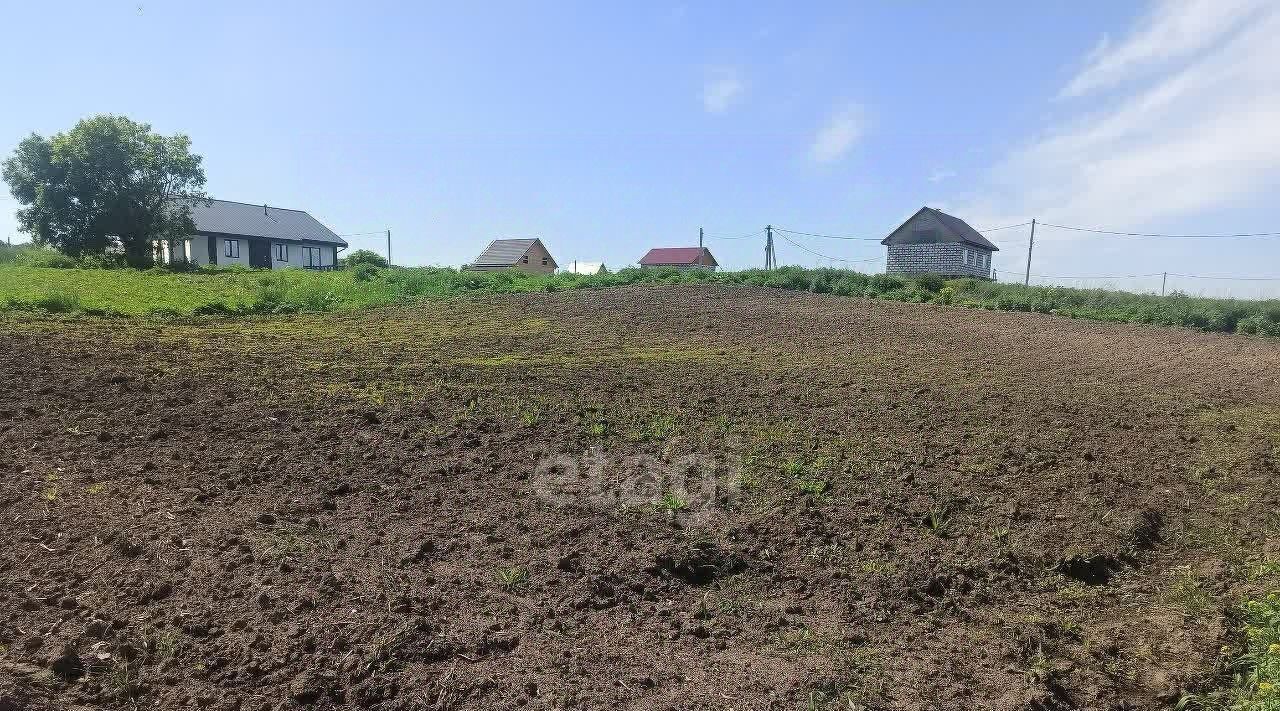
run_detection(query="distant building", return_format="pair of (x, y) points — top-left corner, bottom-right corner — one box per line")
(466, 238), (558, 274)
(638, 247), (719, 271)
(881, 207), (997, 279)
(159, 198), (347, 269)
(562, 260), (606, 275)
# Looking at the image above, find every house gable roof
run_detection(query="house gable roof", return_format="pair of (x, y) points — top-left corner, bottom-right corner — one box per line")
(639, 246), (719, 267)
(187, 198), (347, 246)
(471, 238), (557, 268)
(880, 207), (999, 251)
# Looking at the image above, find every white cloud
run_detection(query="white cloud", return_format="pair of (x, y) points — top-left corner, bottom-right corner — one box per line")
(1060, 0), (1268, 98)
(809, 105), (865, 164)
(964, 0), (1280, 232)
(701, 69), (744, 114)
(927, 169), (956, 183)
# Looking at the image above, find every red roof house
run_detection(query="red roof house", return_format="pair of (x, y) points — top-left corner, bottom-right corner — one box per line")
(638, 247), (719, 271)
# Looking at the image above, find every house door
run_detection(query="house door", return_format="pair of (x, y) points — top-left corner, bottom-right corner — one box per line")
(248, 240), (272, 269)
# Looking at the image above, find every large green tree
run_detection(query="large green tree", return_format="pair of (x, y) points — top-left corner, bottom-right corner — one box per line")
(1, 115), (207, 267)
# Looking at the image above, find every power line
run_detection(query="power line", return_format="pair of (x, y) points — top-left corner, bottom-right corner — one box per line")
(1025, 271), (1165, 280)
(1037, 222), (1280, 239)
(703, 228), (765, 241)
(773, 227), (881, 241)
(337, 230), (389, 237)
(1167, 272), (1280, 282)
(975, 221), (1033, 233)
(1005, 270), (1280, 282)
(776, 221), (1030, 242)
(776, 232), (883, 264)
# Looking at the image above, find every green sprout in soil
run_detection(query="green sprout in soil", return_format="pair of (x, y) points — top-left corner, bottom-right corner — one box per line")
(1164, 567), (1214, 618)
(637, 414), (678, 442)
(495, 566), (529, 591)
(780, 458), (808, 478)
(923, 508), (951, 537)
(795, 479), (829, 496)
(654, 491), (688, 513)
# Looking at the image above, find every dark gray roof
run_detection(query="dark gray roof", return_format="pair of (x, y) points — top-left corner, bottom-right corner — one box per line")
(881, 207), (999, 251)
(186, 199), (347, 246)
(471, 238), (544, 267)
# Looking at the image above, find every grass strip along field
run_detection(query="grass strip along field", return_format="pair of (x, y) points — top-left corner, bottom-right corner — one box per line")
(2, 247), (1280, 338)
(2, 285), (1279, 710)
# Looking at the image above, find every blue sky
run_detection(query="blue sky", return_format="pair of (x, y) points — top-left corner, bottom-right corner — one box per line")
(3, 0), (1280, 296)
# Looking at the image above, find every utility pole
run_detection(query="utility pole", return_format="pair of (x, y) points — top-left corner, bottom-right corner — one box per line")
(764, 225), (775, 270)
(699, 227), (704, 250)
(1023, 218), (1036, 286)
(386, 229), (392, 267)
(1161, 271), (1167, 296)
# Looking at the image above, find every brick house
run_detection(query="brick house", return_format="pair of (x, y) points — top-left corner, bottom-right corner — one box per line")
(881, 207), (997, 279)
(466, 238), (558, 274)
(638, 247), (719, 271)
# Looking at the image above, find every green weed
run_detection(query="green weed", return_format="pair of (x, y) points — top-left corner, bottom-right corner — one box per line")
(654, 491), (688, 513)
(1178, 591), (1280, 710)
(1164, 567), (1214, 618)
(495, 566), (529, 591)
(796, 479), (829, 496)
(923, 508), (951, 537)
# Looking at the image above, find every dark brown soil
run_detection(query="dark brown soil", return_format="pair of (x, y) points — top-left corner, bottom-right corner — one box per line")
(2, 285), (1279, 710)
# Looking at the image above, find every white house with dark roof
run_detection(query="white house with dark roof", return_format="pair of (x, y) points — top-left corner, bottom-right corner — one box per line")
(881, 207), (998, 279)
(160, 199), (348, 269)
(465, 238), (558, 274)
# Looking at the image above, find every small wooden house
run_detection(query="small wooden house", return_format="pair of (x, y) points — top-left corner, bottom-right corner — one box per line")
(638, 247), (719, 271)
(466, 238), (558, 274)
(881, 207), (997, 279)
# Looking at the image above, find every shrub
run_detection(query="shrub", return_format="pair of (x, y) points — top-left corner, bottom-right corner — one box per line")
(351, 263), (381, 282)
(40, 253), (78, 269)
(34, 290), (81, 313)
(914, 273), (946, 293)
(343, 249), (388, 269)
(868, 273), (905, 294)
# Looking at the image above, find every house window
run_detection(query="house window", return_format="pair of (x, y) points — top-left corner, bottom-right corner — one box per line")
(224, 239), (240, 259)
(522, 255), (529, 264)
(541, 256), (548, 266)
(963, 249), (971, 266)
(302, 246), (322, 267)
(274, 243), (288, 262)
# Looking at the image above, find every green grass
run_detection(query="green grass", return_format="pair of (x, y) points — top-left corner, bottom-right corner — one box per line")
(1, 256), (1279, 339)
(654, 491), (689, 513)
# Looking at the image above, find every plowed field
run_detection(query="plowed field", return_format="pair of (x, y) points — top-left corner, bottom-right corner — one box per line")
(2, 285), (1279, 710)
